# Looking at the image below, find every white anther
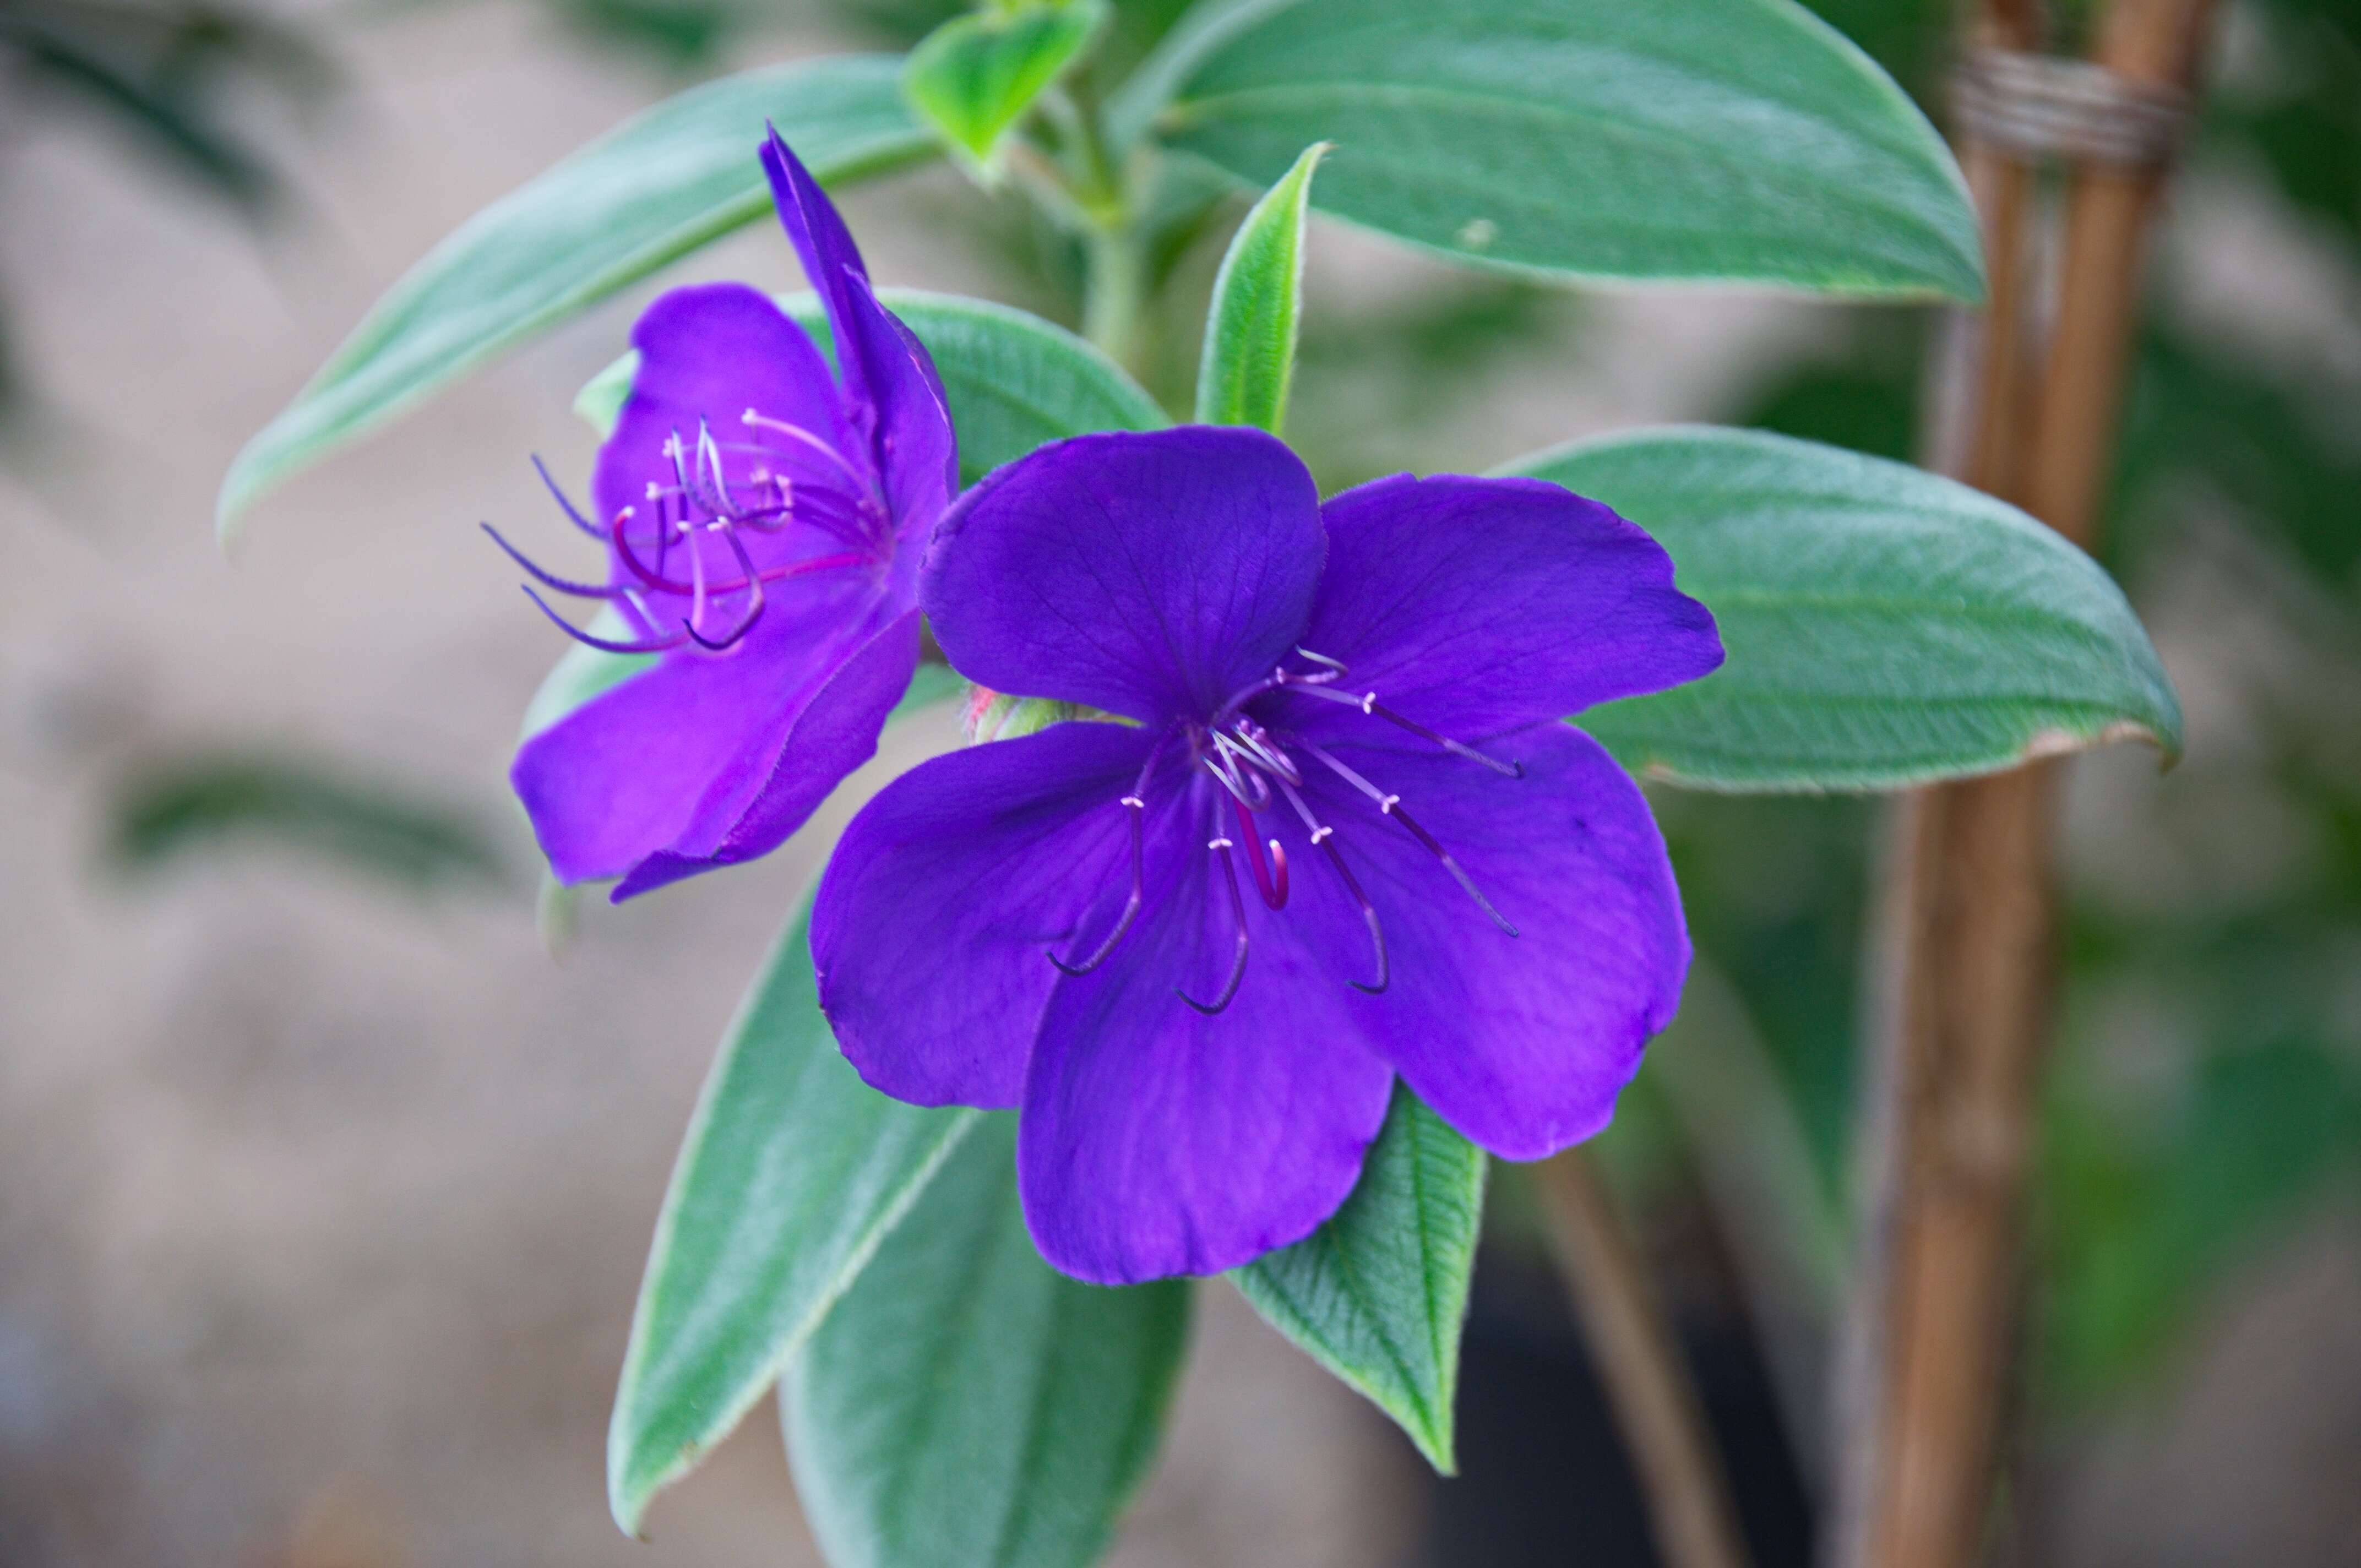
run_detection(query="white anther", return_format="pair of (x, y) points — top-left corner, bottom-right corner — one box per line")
(1120, 796), (1145, 810)
(1209, 835), (1234, 850)
(645, 482), (662, 499)
(741, 407), (759, 424)
(1311, 825), (1334, 843)
(1380, 794), (1401, 813)
(1361, 691), (1378, 714)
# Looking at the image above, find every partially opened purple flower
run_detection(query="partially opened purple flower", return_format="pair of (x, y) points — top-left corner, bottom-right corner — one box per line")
(811, 426), (1724, 1284)
(498, 129), (955, 900)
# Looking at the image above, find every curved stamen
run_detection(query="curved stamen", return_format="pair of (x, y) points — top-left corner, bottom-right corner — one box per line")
(682, 525), (766, 651)
(1202, 744), (1272, 810)
(614, 506), (694, 595)
(1047, 728), (1179, 976)
(1293, 741), (1511, 935)
(1225, 722), (1302, 787)
(1390, 799), (1519, 937)
(1284, 684), (1525, 777)
(482, 522), (628, 600)
(1292, 646), (1348, 684)
(743, 409), (878, 498)
(1267, 776), (1385, 993)
(521, 586), (687, 654)
(533, 456), (603, 540)
(1050, 794), (1145, 976)
(1179, 825), (1251, 1016)
(1231, 796), (1288, 910)
(612, 503), (863, 598)
(684, 516), (711, 633)
(716, 443), (873, 512)
(1295, 738), (1517, 937)
(1320, 840), (1388, 995)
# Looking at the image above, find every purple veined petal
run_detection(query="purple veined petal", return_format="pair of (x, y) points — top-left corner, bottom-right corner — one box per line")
(510, 574), (893, 891)
(922, 428), (1326, 727)
(1272, 473), (1722, 742)
(611, 605), (922, 901)
(761, 128), (878, 416)
(837, 269), (956, 580)
(591, 281), (854, 535)
(1018, 776), (1396, 1284)
(1282, 721), (1691, 1161)
(812, 720), (1168, 1109)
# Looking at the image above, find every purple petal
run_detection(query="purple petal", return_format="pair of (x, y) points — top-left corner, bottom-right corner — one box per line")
(610, 608), (921, 900)
(759, 133), (956, 564)
(760, 129), (877, 413)
(591, 281), (852, 533)
(1276, 474), (1722, 741)
(511, 580), (906, 892)
(813, 721), (1163, 1109)
(1283, 721), (1690, 1160)
(923, 428), (1325, 725)
(1018, 783), (1396, 1283)
(839, 269), (956, 572)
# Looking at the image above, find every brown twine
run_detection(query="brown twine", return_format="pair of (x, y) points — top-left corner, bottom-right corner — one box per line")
(1950, 47), (2193, 167)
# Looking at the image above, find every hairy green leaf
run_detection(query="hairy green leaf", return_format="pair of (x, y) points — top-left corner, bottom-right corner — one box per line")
(1231, 1086), (1485, 1472)
(1118, 0), (1982, 299)
(904, 0), (1108, 171)
(1502, 426), (2184, 790)
(608, 894), (980, 1536)
(1195, 140), (1326, 431)
(785, 1114), (1189, 1568)
(220, 55), (932, 536)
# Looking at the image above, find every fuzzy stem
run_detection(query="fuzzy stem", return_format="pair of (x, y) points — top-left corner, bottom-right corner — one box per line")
(1082, 225), (1149, 373)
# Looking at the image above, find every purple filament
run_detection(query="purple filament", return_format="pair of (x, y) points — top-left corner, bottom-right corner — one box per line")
(1179, 821), (1252, 1016)
(1281, 681), (1525, 777)
(1050, 795), (1146, 976)
(521, 586), (686, 654)
(1297, 738), (1517, 937)
(683, 525), (766, 651)
(481, 523), (627, 600)
(1271, 776), (1386, 993)
(532, 457), (603, 541)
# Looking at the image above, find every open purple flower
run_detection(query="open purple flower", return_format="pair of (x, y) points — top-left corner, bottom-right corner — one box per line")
(499, 129), (955, 900)
(811, 427), (1723, 1284)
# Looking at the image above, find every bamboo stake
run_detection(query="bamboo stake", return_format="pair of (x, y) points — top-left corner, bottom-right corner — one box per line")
(1830, 5), (2216, 1567)
(1534, 1149), (1752, 1568)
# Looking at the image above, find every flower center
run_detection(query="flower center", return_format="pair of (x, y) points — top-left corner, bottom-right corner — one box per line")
(1048, 649), (1522, 1016)
(487, 407), (889, 657)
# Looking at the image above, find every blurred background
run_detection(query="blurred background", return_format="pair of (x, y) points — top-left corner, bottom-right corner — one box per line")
(3, 0), (2357, 1562)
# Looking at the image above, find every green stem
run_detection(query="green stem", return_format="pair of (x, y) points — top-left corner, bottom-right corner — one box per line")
(1082, 225), (1149, 373)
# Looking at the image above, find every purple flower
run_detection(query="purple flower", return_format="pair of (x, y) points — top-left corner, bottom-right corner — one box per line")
(498, 130), (955, 901)
(810, 427), (1723, 1284)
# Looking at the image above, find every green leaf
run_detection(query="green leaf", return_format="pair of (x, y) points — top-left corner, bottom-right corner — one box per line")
(1194, 140), (1326, 431)
(1500, 426), (2185, 791)
(1229, 1085), (1485, 1472)
(903, 0), (1109, 172)
(608, 894), (981, 1536)
(103, 751), (510, 893)
(1117, 0), (1983, 300)
(219, 55), (933, 538)
(784, 1114), (1190, 1568)
(582, 287), (1167, 484)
